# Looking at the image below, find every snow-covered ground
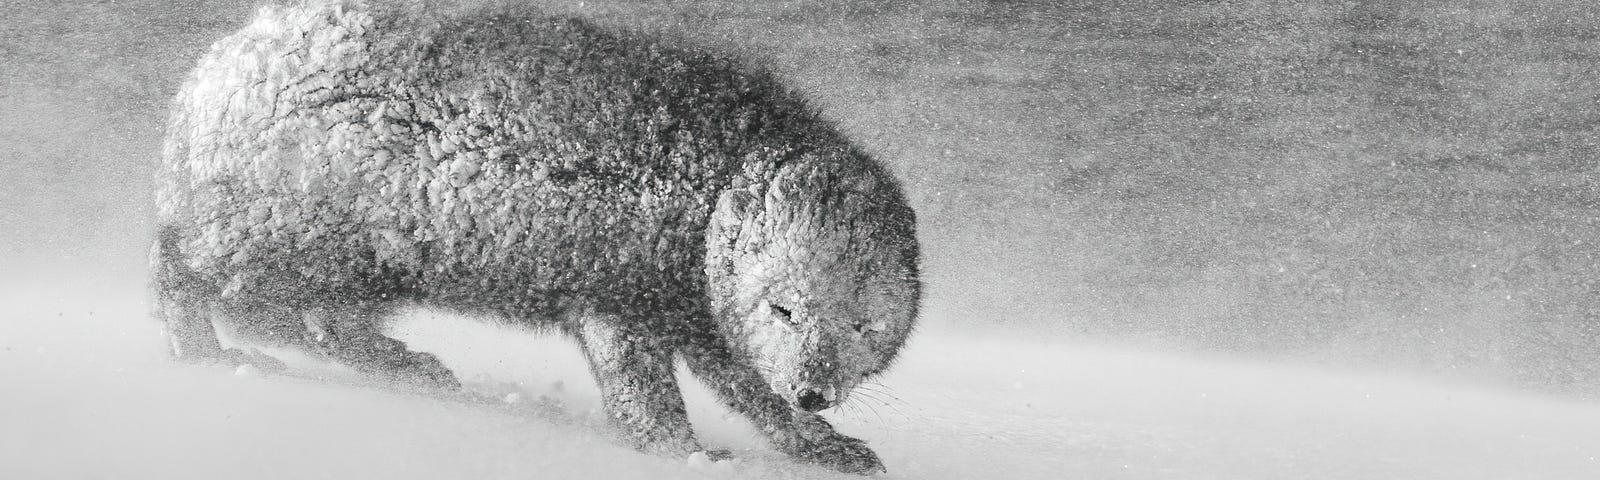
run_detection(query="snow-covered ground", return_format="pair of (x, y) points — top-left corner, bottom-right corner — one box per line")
(4, 283), (1596, 480)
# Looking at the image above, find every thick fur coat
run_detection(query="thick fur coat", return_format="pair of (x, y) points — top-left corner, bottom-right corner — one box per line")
(152, 0), (920, 473)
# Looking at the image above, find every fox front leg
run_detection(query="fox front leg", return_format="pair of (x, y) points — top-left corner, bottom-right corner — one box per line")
(575, 313), (703, 457)
(683, 339), (885, 474)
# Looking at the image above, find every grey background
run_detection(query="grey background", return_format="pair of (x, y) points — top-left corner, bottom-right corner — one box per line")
(3, 0), (1597, 398)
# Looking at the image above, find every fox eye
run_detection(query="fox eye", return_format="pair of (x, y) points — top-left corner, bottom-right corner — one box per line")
(854, 320), (887, 335)
(763, 300), (794, 324)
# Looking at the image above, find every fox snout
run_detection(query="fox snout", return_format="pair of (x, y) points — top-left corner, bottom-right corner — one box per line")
(790, 383), (838, 412)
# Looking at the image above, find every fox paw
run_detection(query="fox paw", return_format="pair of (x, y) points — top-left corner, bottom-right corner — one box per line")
(215, 348), (288, 374)
(377, 350), (460, 390)
(798, 432), (884, 475)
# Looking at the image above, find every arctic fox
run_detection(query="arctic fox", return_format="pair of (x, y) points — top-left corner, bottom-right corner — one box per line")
(153, 1), (921, 474)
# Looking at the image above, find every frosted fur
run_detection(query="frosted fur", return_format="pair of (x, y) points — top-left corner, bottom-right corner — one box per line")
(151, 0), (920, 474)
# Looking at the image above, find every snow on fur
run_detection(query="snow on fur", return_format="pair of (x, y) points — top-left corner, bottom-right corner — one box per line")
(153, 0), (920, 474)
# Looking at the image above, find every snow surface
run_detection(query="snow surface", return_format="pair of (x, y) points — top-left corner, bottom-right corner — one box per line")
(3, 283), (1597, 480)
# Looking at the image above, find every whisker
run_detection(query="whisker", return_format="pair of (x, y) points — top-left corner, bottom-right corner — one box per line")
(855, 385), (906, 408)
(856, 384), (898, 399)
(858, 381), (905, 401)
(849, 389), (910, 421)
(851, 395), (888, 424)
(843, 399), (869, 421)
(862, 379), (897, 391)
(857, 383), (911, 412)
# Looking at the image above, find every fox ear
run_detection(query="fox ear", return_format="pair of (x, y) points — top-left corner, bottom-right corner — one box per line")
(711, 188), (758, 234)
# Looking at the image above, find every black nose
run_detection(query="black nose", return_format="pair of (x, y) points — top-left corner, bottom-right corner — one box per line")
(796, 387), (829, 412)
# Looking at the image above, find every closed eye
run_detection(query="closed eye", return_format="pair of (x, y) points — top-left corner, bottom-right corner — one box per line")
(767, 302), (793, 323)
(854, 320), (887, 335)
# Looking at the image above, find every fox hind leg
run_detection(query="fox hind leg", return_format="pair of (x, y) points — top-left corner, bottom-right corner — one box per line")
(150, 227), (227, 362)
(150, 227), (287, 373)
(301, 302), (459, 389)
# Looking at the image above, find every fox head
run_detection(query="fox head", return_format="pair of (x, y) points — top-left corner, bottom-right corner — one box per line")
(705, 154), (921, 413)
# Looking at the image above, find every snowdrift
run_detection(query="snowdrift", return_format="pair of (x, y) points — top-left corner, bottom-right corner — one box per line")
(4, 283), (1597, 480)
